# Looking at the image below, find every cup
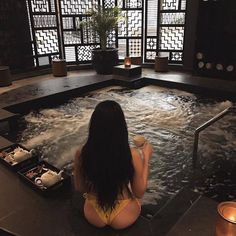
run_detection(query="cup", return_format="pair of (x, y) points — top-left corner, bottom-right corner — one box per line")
(133, 135), (146, 148)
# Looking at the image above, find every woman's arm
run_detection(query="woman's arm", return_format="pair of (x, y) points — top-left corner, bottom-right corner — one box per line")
(74, 149), (86, 192)
(130, 142), (153, 198)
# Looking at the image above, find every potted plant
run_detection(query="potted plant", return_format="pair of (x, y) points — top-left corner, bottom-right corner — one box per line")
(81, 5), (122, 74)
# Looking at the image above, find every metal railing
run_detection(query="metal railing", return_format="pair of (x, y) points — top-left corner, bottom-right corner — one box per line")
(192, 105), (235, 168)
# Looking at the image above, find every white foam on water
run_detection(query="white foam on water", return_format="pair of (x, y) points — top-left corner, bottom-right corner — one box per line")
(23, 131), (55, 149)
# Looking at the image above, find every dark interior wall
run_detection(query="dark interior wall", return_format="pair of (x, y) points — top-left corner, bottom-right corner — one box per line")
(0, 0), (34, 72)
(183, 0), (199, 71)
(193, 0), (236, 79)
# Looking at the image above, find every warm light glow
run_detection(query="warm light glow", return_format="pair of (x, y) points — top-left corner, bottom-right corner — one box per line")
(215, 202), (236, 236)
(222, 206), (236, 223)
(228, 215), (236, 222)
(124, 57), (131, 68)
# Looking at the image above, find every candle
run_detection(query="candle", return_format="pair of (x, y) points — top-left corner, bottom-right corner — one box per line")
(124, 56), (131, 68)
(215, 201), (236, 236)
(221, 206), (236, 223)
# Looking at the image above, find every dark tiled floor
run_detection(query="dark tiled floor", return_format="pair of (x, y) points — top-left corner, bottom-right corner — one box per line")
(150, 188), (201, 236)
(0, 69), (233, 236)
(166, 196), (218, 236)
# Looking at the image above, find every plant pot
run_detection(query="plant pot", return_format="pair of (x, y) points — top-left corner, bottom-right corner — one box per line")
(92, 48), (119, 75)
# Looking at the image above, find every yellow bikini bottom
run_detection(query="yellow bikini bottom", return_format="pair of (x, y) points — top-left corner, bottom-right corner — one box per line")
(83, 193), (140, 225)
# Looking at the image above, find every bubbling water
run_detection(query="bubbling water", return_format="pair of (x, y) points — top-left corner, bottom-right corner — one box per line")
(18, 85), (236, 204)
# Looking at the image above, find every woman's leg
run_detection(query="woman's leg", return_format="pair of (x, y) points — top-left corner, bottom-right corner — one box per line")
(84, 200), (106, 228)
(110, 199), (141, 230)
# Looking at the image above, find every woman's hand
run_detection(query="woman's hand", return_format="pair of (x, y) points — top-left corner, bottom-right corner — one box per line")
(142, 142), (153, 162)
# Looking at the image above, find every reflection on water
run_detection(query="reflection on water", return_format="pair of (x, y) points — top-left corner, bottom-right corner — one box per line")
(17, 85), (236, 204)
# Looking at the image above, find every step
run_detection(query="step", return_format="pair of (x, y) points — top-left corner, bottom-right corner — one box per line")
(150, 188), (201, 236)
(0, 136), (14, 150)
(0, 109), (19, 122)
(166, 196), (218, 236)
(0, 109), (19, 132)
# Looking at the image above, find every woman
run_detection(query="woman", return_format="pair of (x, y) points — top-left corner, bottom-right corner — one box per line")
(74, 100), (153, 229)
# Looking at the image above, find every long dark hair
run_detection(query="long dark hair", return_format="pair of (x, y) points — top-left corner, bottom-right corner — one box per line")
(80, 100), (134, 210)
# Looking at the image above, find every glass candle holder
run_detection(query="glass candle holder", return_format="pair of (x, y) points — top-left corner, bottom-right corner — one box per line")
(124, 57), (131, 68)
(215, 201), (236, 236)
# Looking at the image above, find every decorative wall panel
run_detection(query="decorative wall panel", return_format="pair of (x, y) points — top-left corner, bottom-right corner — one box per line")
(103, 0), (116, 8)
(35, 30), (59, 54)
(60, 0), (100, 63)
(161, 0), (179, 10)
(125, 0), (142, 8)
(129, 39), (142, 56)
(159, 27), (184, 50)
(145, 0), (186, 63)
(26, 0), (60, 67)
(31, 0), (50, 12)
(117, 0), (143, 59)
(60, 0), (93, 14)
(161, 13), (185, 25)
(33, 15), (57, 28)
(146, 37), (157, 50)
(107, 30), (117, 49)
(65, 46), (76, 62)
(118, 39), (127, 59)
(25, 0), (187, 68)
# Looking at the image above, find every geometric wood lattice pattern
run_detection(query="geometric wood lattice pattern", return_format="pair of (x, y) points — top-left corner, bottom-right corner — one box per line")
(171, 52), (183, 61)
(60, 0), (94, 14)
(77, 45), (99, 61)
(27, 0), (60, 67)
(31, 0), (50, 12)
(125, 0), (142, 8)
(26, 0), (186, 66)
(35, 30), (59, 54)
(129, 39), (142, 57)
(161, 0), (179, 10)
(145, 0), (186, 63)
(118, 11), (142, 37)
(147, 37), (157, 50)
(60, 0), (100, 63)
(161, 13), (185, 25)
(146, 51), (156, 60)
(159, 27), (184, 50)
(117, 0), (143, 60)
(33, 15), (57, 27)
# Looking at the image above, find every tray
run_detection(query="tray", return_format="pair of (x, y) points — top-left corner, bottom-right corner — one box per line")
(17, 161), (71, 196)
(0, 143), (38, 171)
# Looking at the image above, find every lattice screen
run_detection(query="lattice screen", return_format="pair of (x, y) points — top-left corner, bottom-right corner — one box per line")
(60, 0), (100, 63)
(117, 0), (143, 59)
(145, 0), (186, 63)
(26, 0), (60, 67)
(26, 0), (187, 67)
